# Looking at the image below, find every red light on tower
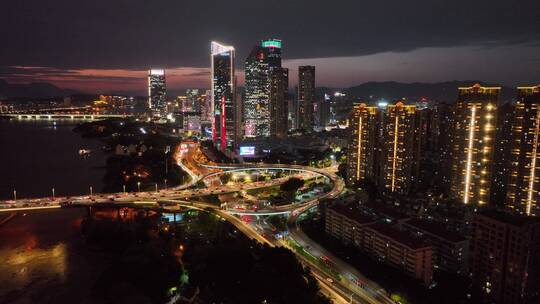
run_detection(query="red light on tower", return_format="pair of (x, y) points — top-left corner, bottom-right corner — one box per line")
(221, 97), (226, 150)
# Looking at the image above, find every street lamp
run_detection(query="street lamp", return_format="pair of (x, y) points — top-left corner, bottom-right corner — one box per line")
(90, 186), (93, 197)
(137, 181), (141, 192)
(52, 187), (55, 199)
(155, 183), (158, 193)
(164, 179), (168, 190)
(123, 185), (126, 194)
(13, 190), (16, 201)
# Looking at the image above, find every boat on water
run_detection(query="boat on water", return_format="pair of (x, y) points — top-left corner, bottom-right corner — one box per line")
(78, 149), (92, 156)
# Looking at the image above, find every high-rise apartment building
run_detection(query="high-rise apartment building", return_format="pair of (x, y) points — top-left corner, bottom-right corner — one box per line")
(211, 41), (238, 151)
(298, 66), (315, 131)
(346, 102), (419, 194)
(492, 102), (514, 207)
(430, 102), (454, 194)
(244, 39), (282, 138)
(450, 84), (499, 205)
(269, 67), (289, 138)
(507, 85), (540, 216)
(471, 210), (540, 304)
(148, 69), (166, 116)
(346, 103), (378, 185)
(382, 102), (418, 194)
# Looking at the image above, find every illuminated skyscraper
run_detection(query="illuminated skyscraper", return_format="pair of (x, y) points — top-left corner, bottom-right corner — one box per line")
(148, 69), (166, 116)
(450, 84), (499, 205)
(211, 41), (237, 151)
(381, 102), (417, 194)
(201, 89), (212, 124)
(346, 102), (419, 194)
(261, 39), (282, 67)
(244, 39), (282, 137)
(244, 45), (268, 137)
(269, 67), (288, 138)
(507, 85), (540, 216)
(346, 103), (378, 185)
(298, 66), (315, 130)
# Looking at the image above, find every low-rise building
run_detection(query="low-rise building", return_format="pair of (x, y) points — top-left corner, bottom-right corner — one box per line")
(402, 218), (469, 274)
(361, 223), (433, 286)
(325, 203), (376, 245)
(325, 203), (433, 286)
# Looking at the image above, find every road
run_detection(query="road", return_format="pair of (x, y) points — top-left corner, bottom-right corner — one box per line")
(0, 141), (392, 304)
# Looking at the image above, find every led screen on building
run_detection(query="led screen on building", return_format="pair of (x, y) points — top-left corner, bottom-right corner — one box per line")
(239, 146), (256, 156)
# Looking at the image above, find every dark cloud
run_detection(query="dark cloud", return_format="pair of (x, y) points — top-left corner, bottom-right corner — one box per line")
(1, 0), (539, 70)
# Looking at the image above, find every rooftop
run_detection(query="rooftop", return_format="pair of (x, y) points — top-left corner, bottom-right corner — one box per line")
(328, 203), (376, 225)
(366, 222), (430, 250)
(364, 201), (410, 220)
(404, 218), (466, 243)
(476, 209), (540, 227)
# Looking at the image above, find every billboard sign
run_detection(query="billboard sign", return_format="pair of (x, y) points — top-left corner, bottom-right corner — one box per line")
(239, 146), (256, 156)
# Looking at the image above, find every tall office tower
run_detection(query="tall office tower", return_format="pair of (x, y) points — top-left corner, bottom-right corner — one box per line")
(269, 67), (289, 138)
(202, 90), (213, 123)
(450, 84), (499, 205)
(244, 45), (269, 137)
(507, 85), (540, 216)
(297, 66), (315, 131)
(346, 103), (378, 185)
(471, 210), (540, 304)
(186, 89), (200, 112)
(148, 69), (166, 116)
(244, 39), (282, 138)
(261, 39), (282, 67)
(381, 102), (418, 194)
(211, 41), (237, 151)
(288, 93), (297, 130)
(235, 90), (244, 140)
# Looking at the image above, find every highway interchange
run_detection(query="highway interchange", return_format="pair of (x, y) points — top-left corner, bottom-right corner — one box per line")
(0, 143), (395, 304)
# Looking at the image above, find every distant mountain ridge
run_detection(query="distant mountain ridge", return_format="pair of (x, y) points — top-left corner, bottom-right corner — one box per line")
(1, 79), (517, 103)
(0, 79), (79, 99)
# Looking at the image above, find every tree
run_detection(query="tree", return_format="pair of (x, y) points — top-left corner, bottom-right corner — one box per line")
(337, 163), (347, 179)
(280, 177), (305, 200)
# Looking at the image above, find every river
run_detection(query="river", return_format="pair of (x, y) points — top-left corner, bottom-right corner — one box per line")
(0, 207), (215, 304)
(0, 119), (108, 200)
(0, 208), (103, 303)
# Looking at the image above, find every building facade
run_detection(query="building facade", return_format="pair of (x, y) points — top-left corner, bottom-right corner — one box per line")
(346, 103), (378, 185)
(507, 85), (540, 217)
(471, 210), (540, 304)
(148, 69), (166, 116)
(211, 41), (238, 151)
(297, 66), (315, 131)
(346, 102), (420, 194)
(325, 204), (433, 286)
(269, 67), (289, 138)
(402, 218), (469, 274)
(450, 84), (499, 205)
(244, 39), (282, 138)
(381, 102), (418, 194)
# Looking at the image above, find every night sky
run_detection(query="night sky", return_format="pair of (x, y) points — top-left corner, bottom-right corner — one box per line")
(2, 0), (540, 93)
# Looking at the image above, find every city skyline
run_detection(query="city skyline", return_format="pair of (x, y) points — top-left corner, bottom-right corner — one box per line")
(2, 1), (540, 93)
(2, 2), (540, 304)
